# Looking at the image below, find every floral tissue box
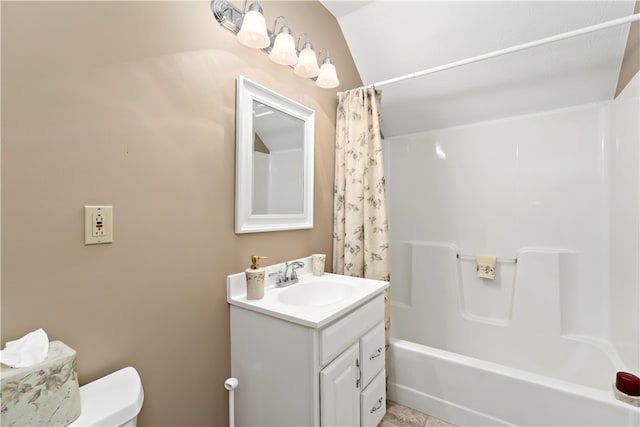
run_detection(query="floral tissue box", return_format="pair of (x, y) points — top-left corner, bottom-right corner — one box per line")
(1, 341), (80, 426)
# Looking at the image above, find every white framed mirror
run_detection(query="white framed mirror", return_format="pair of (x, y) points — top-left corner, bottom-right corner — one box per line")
(235, 76), (315, 233)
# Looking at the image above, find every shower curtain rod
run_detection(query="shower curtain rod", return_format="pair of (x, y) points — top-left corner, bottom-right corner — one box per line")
(348, 13), (640, 91)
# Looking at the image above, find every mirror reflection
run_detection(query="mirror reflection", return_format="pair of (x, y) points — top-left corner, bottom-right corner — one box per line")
(252, 101), (305, 215)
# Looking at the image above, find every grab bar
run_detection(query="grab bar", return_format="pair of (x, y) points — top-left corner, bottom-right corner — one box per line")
(456, 253), (517, 264)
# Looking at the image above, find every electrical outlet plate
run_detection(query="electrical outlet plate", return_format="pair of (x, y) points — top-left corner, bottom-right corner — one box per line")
(84, 206), (113, 245)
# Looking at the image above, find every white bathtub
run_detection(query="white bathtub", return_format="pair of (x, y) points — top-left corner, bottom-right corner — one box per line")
(387, 242), (640, 426)
(388, 339), (639, 427)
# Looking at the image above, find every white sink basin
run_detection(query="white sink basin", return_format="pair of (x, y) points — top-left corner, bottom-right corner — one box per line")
(277, 281), (356, 306)
(228, 262), (389, 328)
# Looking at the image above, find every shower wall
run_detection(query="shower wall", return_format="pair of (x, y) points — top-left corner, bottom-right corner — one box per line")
(383, 73), (639, 371)
(609, 74), (640, 372)
(253, 149), (304, 214)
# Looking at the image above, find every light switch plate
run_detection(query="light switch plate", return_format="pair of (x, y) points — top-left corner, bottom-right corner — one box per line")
(84, 206), (113, 245)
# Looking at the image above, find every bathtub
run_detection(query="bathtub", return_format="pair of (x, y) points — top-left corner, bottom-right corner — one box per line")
(387, 242), (640, 426)
(388, 339), (639, 427)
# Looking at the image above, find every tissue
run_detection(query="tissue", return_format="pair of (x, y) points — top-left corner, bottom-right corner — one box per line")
(0, 328), (49, 368)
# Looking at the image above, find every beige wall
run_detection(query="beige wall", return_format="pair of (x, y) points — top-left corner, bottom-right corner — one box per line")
(1, 1), (361, 425)
(616, 0), (640, 96)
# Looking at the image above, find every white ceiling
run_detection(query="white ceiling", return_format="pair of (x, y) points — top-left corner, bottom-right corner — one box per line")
(320, 1), (636, 137)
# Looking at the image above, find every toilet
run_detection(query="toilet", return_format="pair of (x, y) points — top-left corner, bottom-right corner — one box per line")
(69, 367), (144, 427)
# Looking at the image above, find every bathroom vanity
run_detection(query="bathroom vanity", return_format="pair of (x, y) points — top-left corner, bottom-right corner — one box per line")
(227, 257), (389, 426)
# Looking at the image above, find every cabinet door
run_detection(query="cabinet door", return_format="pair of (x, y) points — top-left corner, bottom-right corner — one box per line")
(320, 343), (360, 427)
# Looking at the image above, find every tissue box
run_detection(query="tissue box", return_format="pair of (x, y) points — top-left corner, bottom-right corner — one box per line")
(1, 341), (80, 426)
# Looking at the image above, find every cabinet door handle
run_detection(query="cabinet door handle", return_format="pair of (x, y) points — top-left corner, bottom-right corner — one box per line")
(369, 347), (383, 360)
(370, 397), (383, 414)
(356, 358), (362, 389)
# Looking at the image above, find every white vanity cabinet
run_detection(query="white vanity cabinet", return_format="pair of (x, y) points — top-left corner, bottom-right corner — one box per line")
(230, 293), (386, 427)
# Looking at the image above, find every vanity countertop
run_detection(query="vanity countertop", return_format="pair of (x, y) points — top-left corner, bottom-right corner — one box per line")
(226, 257), (389, 328)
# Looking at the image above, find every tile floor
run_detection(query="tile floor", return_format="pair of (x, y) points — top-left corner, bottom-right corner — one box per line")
(378, 400), (456, 427)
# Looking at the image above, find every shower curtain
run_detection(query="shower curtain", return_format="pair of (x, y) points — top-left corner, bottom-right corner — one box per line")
(332, 86), (391, 372)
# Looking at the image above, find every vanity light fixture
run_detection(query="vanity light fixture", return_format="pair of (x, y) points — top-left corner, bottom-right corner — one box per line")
(211, 0), (339, 89)
(269, 17), (297, 66)
(316, 49), (340, 88)
(236, 1), (270, 49)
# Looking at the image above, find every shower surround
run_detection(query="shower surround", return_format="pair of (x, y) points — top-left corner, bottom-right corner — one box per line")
(383, 75), (640, 426)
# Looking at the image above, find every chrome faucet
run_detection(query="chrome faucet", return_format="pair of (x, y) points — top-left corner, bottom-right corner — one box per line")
(284, 261), (305, 282)
(269, 261), (305, 287)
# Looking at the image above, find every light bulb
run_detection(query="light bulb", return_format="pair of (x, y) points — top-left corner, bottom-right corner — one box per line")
(316, 58), (339, 88)
(237, 2), (270, 49)
(294, 42), (319, 78)
(269, 27), (297, 66)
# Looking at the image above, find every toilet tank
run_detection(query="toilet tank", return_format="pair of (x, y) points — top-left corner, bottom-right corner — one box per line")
(69, 367), (144, 427)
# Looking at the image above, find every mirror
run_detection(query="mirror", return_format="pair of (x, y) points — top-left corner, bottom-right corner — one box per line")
(235, 76), (315, 233)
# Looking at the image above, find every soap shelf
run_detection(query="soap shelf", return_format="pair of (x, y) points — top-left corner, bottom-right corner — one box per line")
(613, 384), (640, 407)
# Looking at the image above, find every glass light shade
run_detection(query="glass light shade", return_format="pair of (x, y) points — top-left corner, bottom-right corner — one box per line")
(294, 44), (319, 78)
(316, 61), (339, 88)
(269, 31), (297, 66)
(237, 6), (270, 49)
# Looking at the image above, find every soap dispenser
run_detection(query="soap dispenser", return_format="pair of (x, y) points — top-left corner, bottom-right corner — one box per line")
(245, 255), (267, 300)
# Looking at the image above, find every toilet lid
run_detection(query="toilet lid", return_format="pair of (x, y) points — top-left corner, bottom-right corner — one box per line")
(68, 367), (144, 426)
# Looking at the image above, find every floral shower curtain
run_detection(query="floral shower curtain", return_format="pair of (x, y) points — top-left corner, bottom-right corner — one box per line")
(333, 86), (390, 372)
